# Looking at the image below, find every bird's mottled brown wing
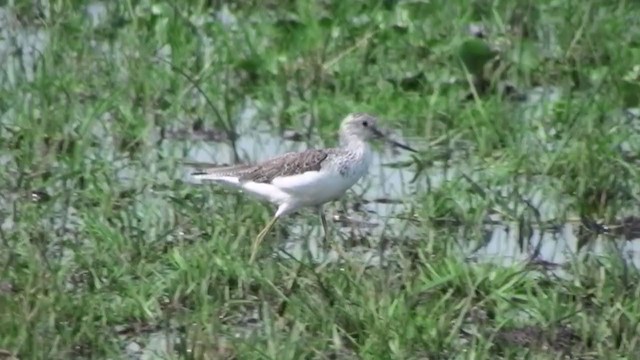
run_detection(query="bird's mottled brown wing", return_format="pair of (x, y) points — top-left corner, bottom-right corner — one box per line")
(240, 149), (330, 183)
(191, 163), (257, 178)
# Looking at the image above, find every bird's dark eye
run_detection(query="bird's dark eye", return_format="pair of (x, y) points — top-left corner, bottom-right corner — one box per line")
(362, 121), (369, 127)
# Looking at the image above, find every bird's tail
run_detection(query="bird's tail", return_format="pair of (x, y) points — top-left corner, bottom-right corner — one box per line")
(191, 164), (256, 185)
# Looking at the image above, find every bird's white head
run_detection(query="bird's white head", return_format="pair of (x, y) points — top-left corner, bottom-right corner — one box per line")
(339, 112), (380, 142)
(339, 112), (417, 153)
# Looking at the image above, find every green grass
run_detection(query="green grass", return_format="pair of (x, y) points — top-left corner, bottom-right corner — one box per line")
(2, 0), (640, 358)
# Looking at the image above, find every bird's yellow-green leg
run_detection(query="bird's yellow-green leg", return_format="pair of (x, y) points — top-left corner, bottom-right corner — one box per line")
(250, 216), (279, 263)
(318, 207), (347, 258)
(319, 209), (330, 248)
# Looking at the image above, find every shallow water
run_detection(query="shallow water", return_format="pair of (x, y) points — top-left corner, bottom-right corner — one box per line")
(1, 0), (637, 266)
(3, 3), (640, 358)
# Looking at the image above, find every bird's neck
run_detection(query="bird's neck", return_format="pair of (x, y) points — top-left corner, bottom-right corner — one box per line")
(339, 134), (367, 152)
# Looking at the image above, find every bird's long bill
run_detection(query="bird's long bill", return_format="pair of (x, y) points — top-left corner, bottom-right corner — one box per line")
(372, 127), (418, 153)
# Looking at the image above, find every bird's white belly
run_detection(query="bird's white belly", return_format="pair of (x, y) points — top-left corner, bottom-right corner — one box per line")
(311, 171), (362, 203)
(271, 167), (366, 206)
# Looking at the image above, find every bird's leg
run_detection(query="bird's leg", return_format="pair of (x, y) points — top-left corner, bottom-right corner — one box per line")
(318, 207), (330, 249)
(250, 215), (279, 263)
(318, 206), (347, 260)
